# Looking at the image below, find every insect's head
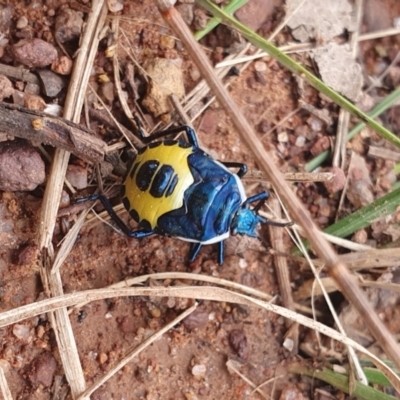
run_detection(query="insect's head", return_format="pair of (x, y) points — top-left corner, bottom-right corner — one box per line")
(231, 206), (266, 237)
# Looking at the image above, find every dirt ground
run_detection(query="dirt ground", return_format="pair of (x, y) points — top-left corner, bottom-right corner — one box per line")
(1, 0), (400, 399)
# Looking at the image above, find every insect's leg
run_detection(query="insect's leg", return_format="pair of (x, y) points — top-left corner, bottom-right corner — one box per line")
(189, 242), (202, 261)
(134, 119), (199, 147)
(244, 191), (269, 211)
(221, 162), (248, 178)
(217, 241), (225, 265)
(245, 192), (293, 227)
(75, 194), (156, 238)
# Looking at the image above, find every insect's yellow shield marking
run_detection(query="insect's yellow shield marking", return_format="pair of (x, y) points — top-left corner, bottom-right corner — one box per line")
(124, 143), (195, 229)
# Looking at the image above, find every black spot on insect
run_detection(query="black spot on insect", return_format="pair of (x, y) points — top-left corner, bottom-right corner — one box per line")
(178, 142), (192, 149)
(120, 185), (126, 198)
(165, 173), (179, 197)
(136, 160), (159, 191)
(150, 164), (175, 198)
(163, 139), (177, 146)
(140, 218), (152, 231)
(122, 197), (131, 211)
(148, 141), (162, 149)
(129, 161), (140, 180)
(137, 147), (146, 155)
(129, 208), (139, 223)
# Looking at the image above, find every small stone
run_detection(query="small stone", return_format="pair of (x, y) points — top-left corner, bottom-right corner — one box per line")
(191, 364), (206, 377)
(277, 131), (288, 142)
(283, 337), (294, 352)
(176, 4), (194, 26)
(0, 75), (14, 101)
(183, 310), (209, 330)
(66, 164), (87, 190)
(0, 140), (45, 191)
(295, 135), (305, 147)
(9, 39), (57, 68)
(352, 229), (368, 244)
(254, 61), (267, 72)
(51, 56), (73, 75)
(323, 167), (345, 193)
(192, 9), (208, 30)
(0, 5), (12, 34)
(160, 35), (175, 50)
(16, 16), (28, 29)
(101, 81), (115, 104)
(13, 324), (30, 340)
(279, 387), (304, 400)
(24, 94), (46, 110)
(142, 58), (185, 117)
(59, 190), (70, 208)
(307, 116), (323, 132)
(310, 136), (330, 156)
(107, 0), (124, 12)
(98, 353), (108, 365)
(36, 69), (66, 97)
(229, 329), (249, 360)
(55, 9), (84, 43)
(17, 244), (38, 265)
(28, 352), (57, 387)
(190, 68), (200, 81)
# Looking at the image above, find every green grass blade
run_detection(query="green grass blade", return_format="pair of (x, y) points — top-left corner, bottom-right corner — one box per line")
(194, 0), (249, 41)
(306, 86), (400, 171)
(290, 365), (397, 400)
(323, 187), (400, 238)
(195, 0), (400, 149)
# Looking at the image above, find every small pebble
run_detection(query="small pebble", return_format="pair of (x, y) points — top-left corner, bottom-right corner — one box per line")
(16, 16), (28, 29)
(277, 131), (288, 142)
(98, 352), (108, 365)
(9, 38), (57, 68)
(176, 4), (194, 25)
(55, 8), (84, 43)
(160, 35), (175, 50)
(51, 56), (73, 75)
(193, 9), (208, 30)
(229, 329), (249, 360)
(107, 0), (124, 12)
(254, 61), (267, 72)
(66, 164), (87, 190)
(191, 364), (206, 377)
(36, 69), (66, 97)
(183, 310), (209, 330)
(0, 75), (14, 101)
(307, 116), (323, 132)
(13, 324), (30, 340)
(190, 68), (200, 81)
(0, 140), (45, 191)
(294, 135), (305, 147)
(28, 352), (57, 387)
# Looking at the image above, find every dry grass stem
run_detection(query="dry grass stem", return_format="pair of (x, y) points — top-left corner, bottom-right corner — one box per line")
(77, 304), (197, 399)
(226, 360), (268, 398)
(0, 285), (399, 387)
(332, 0), (363, 169)
(368, 145), (400, 161)
(0, 367), (13, 400)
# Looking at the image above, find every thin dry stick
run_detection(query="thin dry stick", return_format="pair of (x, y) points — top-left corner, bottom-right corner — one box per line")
(332, 0), (363, 169)
(37, 1), (108, 398)
(0, 285), (398, 388)
(0, 367), (12, 400)
(268, 197), (298, 353)
(155, 0), (400, 370)
(226, 360), (268, 398)
(77, 304), (197, 399)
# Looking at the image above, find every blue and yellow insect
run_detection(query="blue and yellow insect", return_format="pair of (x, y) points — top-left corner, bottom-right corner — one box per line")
(79, 125), (289, 264)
